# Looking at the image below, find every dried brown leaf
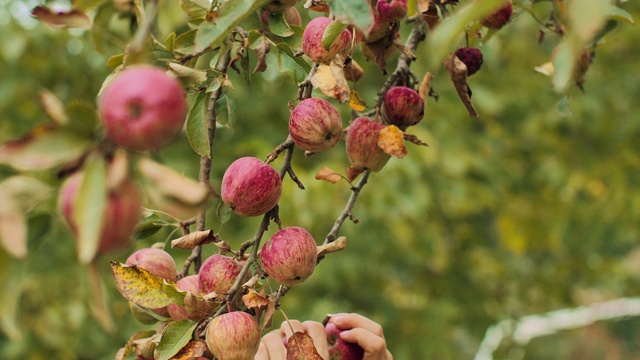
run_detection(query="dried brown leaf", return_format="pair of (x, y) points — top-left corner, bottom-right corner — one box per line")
(378, 125), (407, 158)
(419, 0), (440, 31)
(253, 39), (270, 73)
(31, 6), (91, 28)
(243, 289), (269, 310)
(418, 72), (433, 104)
(184, 292), (218, 321)
(317, 236), (347, 257)
(168, 340), (207, 360)
(315, 167), (346, 184)
(261, 295), (278, 330)
(171, 230), (217, 249)
(444, 54), (479, 118)
(287, 332), (324, 360)
(404, 133), (429, 147)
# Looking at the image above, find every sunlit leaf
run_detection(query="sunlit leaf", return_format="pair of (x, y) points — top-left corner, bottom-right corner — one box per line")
(0, 126), (92, 172)
(154, 320), (197, 360)
(74, 156), (107, 264)
(194, 0), (270, 53)
(31, 6), (91, 28)
(378, 125), (408, 158)
(286, 332), (324, 360)
(110, 261), (185, 308)
(317, 236), (347, 257)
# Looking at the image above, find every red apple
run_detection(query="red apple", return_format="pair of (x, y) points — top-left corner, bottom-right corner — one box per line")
(382, 86), (424, 128)
(126, 248), (177, 318)
(283, 6), (302, 27)
(480, 0), (512, 29)
(260, 226), (318, 286)
(99, 65), (187, 151)
(454, 47), (484, 76)
(167, 275), (201, 321)
(302, 16), (353, 64)
(221, 157), (282, 217)
(326, 323), (365, 360)
(205, 311), (261, 360)
(289, 98), (343, 152)
(345, 117), (390, 172)
(376, 0), (407, 23)
(198, 254), (246, 296)
(59, 172), (142, 257)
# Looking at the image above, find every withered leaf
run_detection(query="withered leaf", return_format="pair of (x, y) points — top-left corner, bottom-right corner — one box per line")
(404, 133), (429, 147)
(349, 90), (367, 112)
(184, 291), (219, 320)
(171, 230), (217, 249)
(310, 57), (350, 103)
(418, 0), (440, 31)
(418, 72), (434, 104)
(38, 89), (68, 125)
(110, 262), (184, 309)
(253, 39), (270, 73)
(31, 6), (91, 28)
(317, 236), (347, 257)
(261, 295), (278, 330)
(168, 341), (207, 360)
(378, 125), (408, 159)
(444, 54), (479, 118)
(167, 62), (208, 84)
(242, 288), (269, 310)
(287, 332), (324, 360)
(315, 167), (347, 184)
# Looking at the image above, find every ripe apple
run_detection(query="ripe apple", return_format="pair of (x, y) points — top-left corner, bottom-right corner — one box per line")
(260, 226), (318, 286)
(283, 6), (302, 27)
(167, 275), (201, 321)
(199, 254), (247, 296)
(221, 157), (282, 217)
(98, 65), (187, 151)
(302, 16), (353, 64)
(382, 86), (424, 128)
(289, 98), (343, 152)
(326, 323), (365, 360)
(376, 0), (407, 23)
(205, 311), (261, 360)
(59, 172), (142, 257)
(345, 117), (390, 172)
(454, 47), (484, 76)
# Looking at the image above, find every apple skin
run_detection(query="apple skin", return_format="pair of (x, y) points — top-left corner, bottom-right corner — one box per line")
(283, 6), (302, 27)
(99, 65), (187, 151)
(221, 157), (282, 217)
(345, 117), (390, 172)
(198, 254), (247, 296)
(325, 323), (365, 360)
(59, 172), (142, 257)
(289, 98), (343, 152)
(167, 275), (201, 321)
(260, 226), (318, 286)
(382, 86), (424, 128)
(302, 16), (353, 64)
(376, 0), (407, 23)
(205, 311), (261, 360)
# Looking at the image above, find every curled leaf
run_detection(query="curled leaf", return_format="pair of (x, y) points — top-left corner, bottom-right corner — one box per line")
(310, 57), (350, 103)
(315, 167), (347, 184)
(378, 125), (408, 159)
(317, 236), (347, 257)
(418, 72), (434, 104)
(404, 133), (429, 147)
(165, 341), (207, 360)
(419, 0), (440, 31)
(38, 89), (69, 125)
(171, 230), (218, 249)
(242, 289), (269, 310)
(253, 39), (271, 73)
(184, 292), (219, 320)
(168, 62), (208, 84)
(349, 90), (367, 112)
(444, 53), (479, 118)
(287, 332), (324, 360)
(31, 6), (91, 28)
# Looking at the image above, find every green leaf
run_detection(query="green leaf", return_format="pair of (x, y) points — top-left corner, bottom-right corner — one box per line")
(275, 43), (311, 83)
(322, 20), (349, 51)
(0, 127), (92, 172)
(180, 0), (210, 19)
(568, 0), (609, 43)
(134, 214), (169, 240)
(154, 320), (198, 360)
(74, 156), (107, 264)
(0, 176), (52, 259)
(328, 0), (374, 35)
(194, 0), (270, 53)
(92, 2), (115, 52)
(268, 12), (295, 38)
(110, 261), (185, 308)
(215, 95), (234, 128)
(174, 29), (198, 54)
(607, 5), (634, 24)
(425, 0), (510, 67)
(186, 92), (210, 158)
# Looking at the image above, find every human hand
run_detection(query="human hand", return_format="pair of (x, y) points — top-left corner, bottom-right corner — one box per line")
(328, 313), (393, 360)
(255, 319), (329, 359)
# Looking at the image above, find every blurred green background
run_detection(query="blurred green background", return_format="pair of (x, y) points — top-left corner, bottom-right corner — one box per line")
(1, 0), (640, 359)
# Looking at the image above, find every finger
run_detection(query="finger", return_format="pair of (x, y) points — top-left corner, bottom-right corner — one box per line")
(280, 319), (304, 339)
(339, 328), (388, 356)
(257, 332), (287, 359)
(329, 313), (384, 337)
(302, 321), (330, 359)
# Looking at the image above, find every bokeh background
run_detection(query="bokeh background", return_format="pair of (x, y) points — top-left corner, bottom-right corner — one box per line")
(1, 0), (640, 359)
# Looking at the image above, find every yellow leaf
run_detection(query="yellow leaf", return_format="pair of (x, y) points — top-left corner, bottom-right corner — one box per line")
(378, 125), (408, 158)
(110, 261), (184, 309)
(349, 90), (367, 112)
(310, 56), (350, 103)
